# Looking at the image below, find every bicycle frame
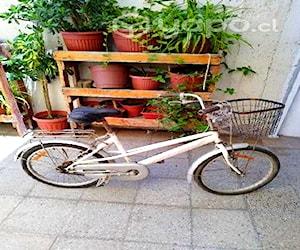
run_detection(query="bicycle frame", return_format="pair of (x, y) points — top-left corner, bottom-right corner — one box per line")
(67, 129), (242, 177)
(67, 131), (220, 169)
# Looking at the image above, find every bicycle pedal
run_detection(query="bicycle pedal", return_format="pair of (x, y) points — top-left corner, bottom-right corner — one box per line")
(96, 175), (111, 187)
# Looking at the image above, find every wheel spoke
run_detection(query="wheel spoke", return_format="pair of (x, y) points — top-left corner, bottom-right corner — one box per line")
(22, 143), (107, 188)
(193, 146), (279, 195)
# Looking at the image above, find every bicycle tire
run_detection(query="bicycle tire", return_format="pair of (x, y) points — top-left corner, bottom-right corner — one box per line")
(193, 145), (280, 195)
(21, 142), (107, 188)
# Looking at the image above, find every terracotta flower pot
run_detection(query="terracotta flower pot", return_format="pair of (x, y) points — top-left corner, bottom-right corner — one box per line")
(33, 110), (68, 131)
(182, 39), (211, 53)
(61, 31), (104, 51)
(120, 99), (146, 117)
(0, 106), (6, 115)
(112, 29), (157, 52)
(90, 64), (128, 89)
(141, 107), (163, 119)
(129, 74), (160, 90)
(169, 71), (204, 92)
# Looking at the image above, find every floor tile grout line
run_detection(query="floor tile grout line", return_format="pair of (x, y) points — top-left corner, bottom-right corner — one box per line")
(243, 195), (263, 250)
(189, 183), (194, 248)
(120, 177), (142, 245)
(0, 195), (28, 228)
(59, 194), (83, 237)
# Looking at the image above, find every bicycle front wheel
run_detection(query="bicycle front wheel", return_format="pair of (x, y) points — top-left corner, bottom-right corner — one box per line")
(22, 142), (107, 188)
(193, 145), (280, 195)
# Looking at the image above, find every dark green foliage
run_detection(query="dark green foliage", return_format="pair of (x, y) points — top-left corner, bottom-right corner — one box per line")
(0, 0), (121, 32)
(148, 95), (209, 136)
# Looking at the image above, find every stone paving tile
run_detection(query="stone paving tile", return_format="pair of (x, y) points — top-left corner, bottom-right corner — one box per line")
(191, 184), (247, 210)
(148, 157), (190, 180)
(0, 232), (55, 250)
(0, 197), (77, 235)
(123, 241), (192, 250)
(1, 126), (300, 249)
(189, 144), (215, 162)
(126, 204), (191, 245)
(28, 182), (84, 200)
(262, 136), (300, 149)
(192, 209), (259, 249)
(250, 209), (300, 249)
(149, 130), (173, 143)
(115, 129), (152, 149)
(51, 236), (123, 250)
(63, 201), (132, 239)
(245, 185), (300, 215)
(0, 168), (35, 196)
(81, 180), (139, 203)
(135, 178), (190, 207)
(0, 195), (23, 223)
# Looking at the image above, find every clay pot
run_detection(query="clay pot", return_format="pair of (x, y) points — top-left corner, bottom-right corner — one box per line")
(112, 29), (157, 52)
(61, 31), (104, 51)
(90, 64), (128, 89)
(0, 106), (6, 115)
(33, 110), (68, 131)
(120, 99), (146, 117)
(169, 71), (204, 92)
(129, 74), (160, 90)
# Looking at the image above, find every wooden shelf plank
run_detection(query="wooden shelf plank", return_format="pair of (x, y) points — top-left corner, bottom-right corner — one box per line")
(54, 51), (221, 65)
(0, 114), (14, 123)
(62, 88), (212, 101)
(104, 117), (164, 129)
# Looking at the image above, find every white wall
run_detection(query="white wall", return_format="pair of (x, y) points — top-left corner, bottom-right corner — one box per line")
(1, 0), (300, 113)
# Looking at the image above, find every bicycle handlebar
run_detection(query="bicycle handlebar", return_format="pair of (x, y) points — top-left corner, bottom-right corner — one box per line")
(159, 93), (206, 109)
(199, 105), (221, 114)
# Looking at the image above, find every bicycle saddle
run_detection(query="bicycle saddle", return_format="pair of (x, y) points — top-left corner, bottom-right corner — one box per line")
(68, 107), (121, 124)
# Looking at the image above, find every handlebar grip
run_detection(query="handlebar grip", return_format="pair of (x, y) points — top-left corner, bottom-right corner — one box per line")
(199, 105), (221, 114)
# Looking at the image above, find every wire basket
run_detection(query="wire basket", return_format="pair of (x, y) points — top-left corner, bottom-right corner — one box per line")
(213, 98), (285, 138)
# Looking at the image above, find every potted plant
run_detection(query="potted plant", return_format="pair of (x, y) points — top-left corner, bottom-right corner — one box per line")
(109, 6), (159, 52)
(146, 0), (249, 54)
(0, 92), (9, 115)
(2, 27), (67, 130)
(148, 96), (209, 136)
(1, 0), (121, 51)
(141, 105), (163, 119)
(168, 66), (207, 91)
(129, 67), (167, 90)
(90, 63), (129, 89)
(120, 99), (146, 118)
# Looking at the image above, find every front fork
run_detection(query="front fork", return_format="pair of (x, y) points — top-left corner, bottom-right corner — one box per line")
(216, 143), (243, 176)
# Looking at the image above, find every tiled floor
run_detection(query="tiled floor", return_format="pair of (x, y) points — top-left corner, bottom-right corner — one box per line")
(0, 124), (300, 249)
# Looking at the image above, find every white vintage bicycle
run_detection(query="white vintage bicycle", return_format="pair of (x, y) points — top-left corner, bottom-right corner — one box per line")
(15, 93), (284, 195)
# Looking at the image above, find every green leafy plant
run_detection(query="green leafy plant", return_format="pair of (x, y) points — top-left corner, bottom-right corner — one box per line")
(0, 26), (58, 118)
(108, 6), (160, 51)
(0, 0), (121, 33)
(148, 95), (209, 136)
(145, 0), (250, 54)
(0, 80), (29, 115)
(227, 65), (256, 76)
(130, 66), (169, 84)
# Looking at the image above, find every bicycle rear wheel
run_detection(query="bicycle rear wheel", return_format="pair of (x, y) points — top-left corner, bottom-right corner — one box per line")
(22, 142), (107, 188)
(193, 145), (280, 195)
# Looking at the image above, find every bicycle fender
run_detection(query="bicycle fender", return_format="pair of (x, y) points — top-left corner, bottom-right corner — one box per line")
(187, 143), (249, 183)
(14, 139), (93, 162)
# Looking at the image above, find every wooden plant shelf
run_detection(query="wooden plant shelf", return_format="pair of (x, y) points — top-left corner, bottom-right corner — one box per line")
(105, 117), (163, 130)
(62, 88), (212, 100)
(54, 51), (220, 130)
(0, 114), (14, 123)
(54, 51), (221, 65)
